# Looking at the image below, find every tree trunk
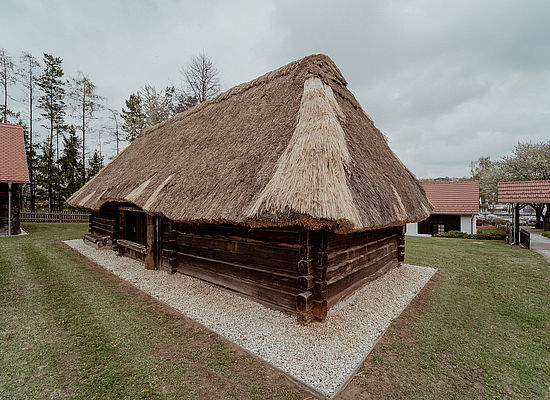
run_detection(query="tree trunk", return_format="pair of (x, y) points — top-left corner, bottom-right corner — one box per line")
(543, 204), (550, 231)
(2, 62), (7, 123)
(82, 85), (86, 181)
(29, 68), (35, 211)
(534, 204), (544, 229)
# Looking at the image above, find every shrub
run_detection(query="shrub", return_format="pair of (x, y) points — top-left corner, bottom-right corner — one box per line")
(434, 230), (506, 240)
(434, 230), (469, 238)
(475, 230), (507, 240)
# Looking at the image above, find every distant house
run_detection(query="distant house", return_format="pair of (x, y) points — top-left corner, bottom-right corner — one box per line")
(407, 181), (480, 235)
(0, 123), (29, 236)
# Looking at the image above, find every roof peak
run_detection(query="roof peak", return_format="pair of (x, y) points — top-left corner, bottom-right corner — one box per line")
(142, 54), (347, 136)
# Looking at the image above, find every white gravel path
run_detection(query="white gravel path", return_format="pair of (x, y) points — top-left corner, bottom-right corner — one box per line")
(64, 239), (436, 397)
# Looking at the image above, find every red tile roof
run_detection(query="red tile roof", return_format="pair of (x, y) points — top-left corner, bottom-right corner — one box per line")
(0, 123), (30, 183)
(422, 181), (479, 215)
(498, 180), (550, 203)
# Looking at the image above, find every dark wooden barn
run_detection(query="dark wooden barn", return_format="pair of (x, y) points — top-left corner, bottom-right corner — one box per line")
(68, 55), (432, 322)
(0, 123), (29, 236)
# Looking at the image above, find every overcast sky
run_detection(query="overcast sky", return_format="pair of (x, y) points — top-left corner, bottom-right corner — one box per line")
(3, 0), (549, 178)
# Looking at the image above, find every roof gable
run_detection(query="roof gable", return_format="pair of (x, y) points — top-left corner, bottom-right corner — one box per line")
(0, 124), (29, 183)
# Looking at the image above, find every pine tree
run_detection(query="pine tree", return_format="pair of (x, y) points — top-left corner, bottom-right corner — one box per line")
(35, 140), (59, 211)
(59, 126), (84, 200)
(120, 93), (146, 142)
(87, 149), (104, 179)
(36, 53), (65, 211)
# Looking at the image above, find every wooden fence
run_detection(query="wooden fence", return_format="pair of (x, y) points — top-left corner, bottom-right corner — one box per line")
(20, 211), (90, 223)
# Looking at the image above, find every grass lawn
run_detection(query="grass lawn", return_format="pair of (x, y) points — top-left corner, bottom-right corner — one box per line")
(340, 236), (549, 399)
(1, 225), (549, 399)
(0, 224), (306, 400)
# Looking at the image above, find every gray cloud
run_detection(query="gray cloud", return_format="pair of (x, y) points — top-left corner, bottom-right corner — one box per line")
(2, 0), (549, 177)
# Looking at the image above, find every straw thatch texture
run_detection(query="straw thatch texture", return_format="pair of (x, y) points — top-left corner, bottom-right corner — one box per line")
(68, 54), (431, 232)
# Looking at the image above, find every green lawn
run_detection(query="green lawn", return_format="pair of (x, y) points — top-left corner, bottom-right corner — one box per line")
(341, 236), (550, 399)
(0, 224), (305, 400)
(1, 225), (549, 399)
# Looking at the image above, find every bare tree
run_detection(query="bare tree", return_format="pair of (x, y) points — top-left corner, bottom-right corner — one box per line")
(18, 52), (40, 210)
(0, 48), (16, 123)
(140, 84), (173, 126)
(181, 52), (221, 103)
(106, 108), (121, 155)
(68, 72), (104, 181)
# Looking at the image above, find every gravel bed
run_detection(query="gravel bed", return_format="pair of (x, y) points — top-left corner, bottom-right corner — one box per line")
(65, 239), (436, 397)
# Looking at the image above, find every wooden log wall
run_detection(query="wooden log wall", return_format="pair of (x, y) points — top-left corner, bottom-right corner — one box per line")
(89, 203), (118, 242)
(88, 203), (405, 323)
(324, 226), (403, 308)
(0, 183), (22, 235)
(165, 222), (310, 319)
(160, 222), (404, 323)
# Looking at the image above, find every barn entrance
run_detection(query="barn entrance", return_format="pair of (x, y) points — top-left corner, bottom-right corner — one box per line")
(117, 205), (160, 270)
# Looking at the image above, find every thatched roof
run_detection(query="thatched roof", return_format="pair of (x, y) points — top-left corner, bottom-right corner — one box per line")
(68, 54), (431, 232)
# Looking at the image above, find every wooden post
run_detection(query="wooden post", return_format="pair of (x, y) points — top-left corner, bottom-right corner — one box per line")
(397, 226), (405, 263)
(7, 182), (12, 236)
(311, 229), (328, 322)
(513, 204), (520, 245)
(145, 214), (156, 270)
(117, 210), (125, 255)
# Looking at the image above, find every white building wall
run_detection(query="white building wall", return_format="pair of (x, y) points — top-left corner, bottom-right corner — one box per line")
(407, 216), (477, 236)
(460, 215), (477, 234)
(405, 222), (418, 235)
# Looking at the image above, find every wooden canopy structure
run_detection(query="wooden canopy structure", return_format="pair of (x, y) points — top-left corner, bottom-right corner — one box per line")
(498, 180), (550, 245)
(0, 123), (29, 236)
(68, 54), (431, 322)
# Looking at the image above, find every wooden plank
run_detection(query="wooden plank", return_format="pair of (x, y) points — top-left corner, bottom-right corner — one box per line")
(119, 205), (143, 212)
(91, 225), (115, 237)
(326, 228), (395, 252)
(176, 252), (301, 294)
(327, 258), (399, 307)
(176, 241), (300, 274)
(179, 264), (298, 310)
(174, 223), (303, 245)
(91, 219), (116, 232)
(118, 210), (125, 240)
(118, 239), (147, 254)
(177, 233), (301, 259)
(327, 252), (398, 300)
(327, 241), (397, 280)
(145, 214), (156, 270)
(327, 234), (398, 265)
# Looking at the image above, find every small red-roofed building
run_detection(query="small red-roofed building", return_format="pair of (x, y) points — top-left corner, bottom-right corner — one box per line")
(407, 181), (480, 235)
(0, 123), (29, 235)
(497, 180), (550, 243)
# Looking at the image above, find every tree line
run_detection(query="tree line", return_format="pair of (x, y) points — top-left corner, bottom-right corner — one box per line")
(0, 49), (220, 211)
(470, 140), (550, 228)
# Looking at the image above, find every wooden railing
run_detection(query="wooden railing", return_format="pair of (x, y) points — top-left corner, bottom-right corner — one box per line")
(519, 228), (530, 249)
(20, 211), (90, 223)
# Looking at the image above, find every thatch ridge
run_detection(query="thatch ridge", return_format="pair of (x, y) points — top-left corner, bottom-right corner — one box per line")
(68, 54), (431, 231)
